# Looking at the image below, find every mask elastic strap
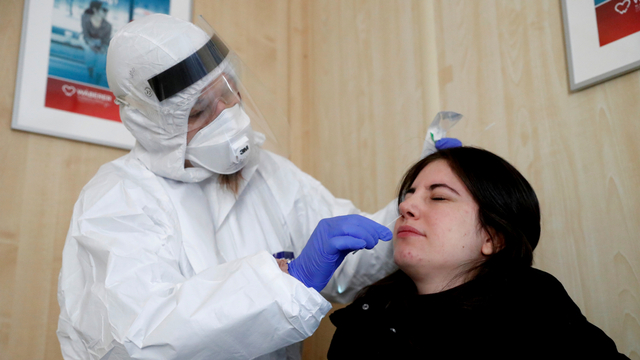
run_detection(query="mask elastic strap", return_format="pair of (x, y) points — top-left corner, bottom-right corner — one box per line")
(114, 97), (129, 106)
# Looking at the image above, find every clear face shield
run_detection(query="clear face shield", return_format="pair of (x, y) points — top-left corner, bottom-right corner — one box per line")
(120, 15), (289, 166)
(184, 73), (241, 139)
(182, 73), (253, 174)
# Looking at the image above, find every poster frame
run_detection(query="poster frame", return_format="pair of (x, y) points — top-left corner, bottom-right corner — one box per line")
(562, 0), (640, 91)
(11, 0), (192, 149)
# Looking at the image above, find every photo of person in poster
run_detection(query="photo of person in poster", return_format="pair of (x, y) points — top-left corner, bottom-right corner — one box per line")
(45, 0), (170, 121)
(81, 1), (111, 86)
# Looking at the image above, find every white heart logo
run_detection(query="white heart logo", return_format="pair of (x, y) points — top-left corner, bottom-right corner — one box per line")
(615, 0), (630, 14)
(62, 84), (76, 97)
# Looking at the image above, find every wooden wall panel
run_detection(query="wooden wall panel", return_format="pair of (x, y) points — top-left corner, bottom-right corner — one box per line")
(434, 0), (640, 357)
(304, 0), (439, 213)
(0, 1), (133, 359)
(193, 0), (291, 158)
(1, 1), (129, 355)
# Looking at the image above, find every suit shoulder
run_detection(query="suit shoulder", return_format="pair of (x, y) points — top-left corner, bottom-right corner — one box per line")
(78, 153), (167, 210)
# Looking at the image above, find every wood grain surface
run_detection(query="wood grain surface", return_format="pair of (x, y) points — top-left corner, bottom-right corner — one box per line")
(434, 2), (639, 358)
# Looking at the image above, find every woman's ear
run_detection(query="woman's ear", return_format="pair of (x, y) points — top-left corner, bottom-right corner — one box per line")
(481, 228), (503, 256)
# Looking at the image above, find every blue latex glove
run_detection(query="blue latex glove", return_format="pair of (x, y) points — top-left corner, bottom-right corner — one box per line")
(288, 215), (393, 292)
(435, 137), (462, 150)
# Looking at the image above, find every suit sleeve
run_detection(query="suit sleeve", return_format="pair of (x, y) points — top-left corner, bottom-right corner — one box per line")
(266, 153), (399, 303)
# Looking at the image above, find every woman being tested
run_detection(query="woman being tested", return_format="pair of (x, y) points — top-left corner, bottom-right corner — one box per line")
(328, 147), (629, 359)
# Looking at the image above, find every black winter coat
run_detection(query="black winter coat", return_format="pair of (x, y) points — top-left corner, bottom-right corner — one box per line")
(328, 267), (629, 359)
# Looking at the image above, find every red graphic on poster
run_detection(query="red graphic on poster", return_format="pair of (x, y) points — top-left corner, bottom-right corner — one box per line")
(595, 0), (640, 46)
(45, 77), (121, 122)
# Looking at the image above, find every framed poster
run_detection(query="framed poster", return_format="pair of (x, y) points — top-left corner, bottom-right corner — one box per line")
(561, 0), (640, 91)
(12, 0), (192, 149)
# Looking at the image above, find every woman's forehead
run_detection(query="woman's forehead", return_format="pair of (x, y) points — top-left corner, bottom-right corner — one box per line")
(415, 160), (455, 182)
(414, 160), (469, 194)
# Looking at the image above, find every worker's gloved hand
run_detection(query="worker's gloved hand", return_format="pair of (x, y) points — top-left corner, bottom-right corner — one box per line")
(288, 215), (393, 292)
(435, 137), (462, 150)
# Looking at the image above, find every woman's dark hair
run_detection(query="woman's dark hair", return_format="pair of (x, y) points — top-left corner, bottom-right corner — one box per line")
(360, 146), (541, 298)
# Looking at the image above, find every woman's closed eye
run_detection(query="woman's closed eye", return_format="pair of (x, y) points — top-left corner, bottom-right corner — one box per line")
(428, 184), (460, 201)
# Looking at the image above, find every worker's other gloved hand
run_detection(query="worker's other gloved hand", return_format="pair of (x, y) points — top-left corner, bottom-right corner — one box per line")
(435, 137), (462, 150)
(288, 215), (393, 292)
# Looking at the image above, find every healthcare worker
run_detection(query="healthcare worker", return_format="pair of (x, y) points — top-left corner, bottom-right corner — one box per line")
(56, 14), (457, 360)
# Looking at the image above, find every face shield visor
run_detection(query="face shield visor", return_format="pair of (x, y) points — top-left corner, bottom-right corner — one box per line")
(182, 74), (253, 174)
(115, 15), (289, 160)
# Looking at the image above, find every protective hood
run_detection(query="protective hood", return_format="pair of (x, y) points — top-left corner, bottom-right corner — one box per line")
(106, 14), (241, 182)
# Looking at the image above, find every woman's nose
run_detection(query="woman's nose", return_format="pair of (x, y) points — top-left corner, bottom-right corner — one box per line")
(398, 199), (418, 219)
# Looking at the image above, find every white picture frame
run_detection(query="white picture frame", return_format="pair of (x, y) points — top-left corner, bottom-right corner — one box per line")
(561, 0), (640, 91)
(12, 0), (192, 149)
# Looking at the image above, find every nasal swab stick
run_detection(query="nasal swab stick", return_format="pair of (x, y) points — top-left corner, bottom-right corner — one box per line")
(384, 215), (401, 228)
(352, 215), (401, 254)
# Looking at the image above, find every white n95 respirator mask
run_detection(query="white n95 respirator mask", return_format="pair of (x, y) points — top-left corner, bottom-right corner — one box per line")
(185, 104), (253, 175)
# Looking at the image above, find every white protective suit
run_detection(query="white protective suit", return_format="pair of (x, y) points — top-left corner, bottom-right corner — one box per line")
(57, 14), (400, 360)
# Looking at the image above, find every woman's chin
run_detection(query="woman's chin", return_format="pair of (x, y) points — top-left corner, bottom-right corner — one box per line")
(393, 250), (424, 271)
